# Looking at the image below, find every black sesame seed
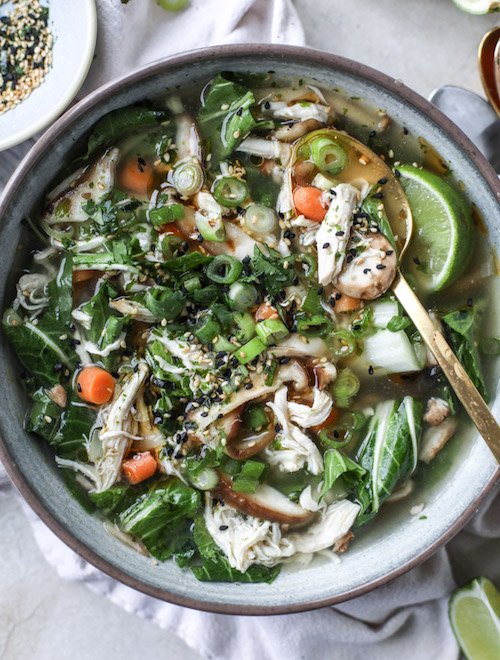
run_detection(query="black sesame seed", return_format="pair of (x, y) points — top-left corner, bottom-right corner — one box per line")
(372, 192), (384, 199)
(278, 357), (290, 365)
(274, 424), (281, 432)
(317, 285), (324, 295)
(378, 177), (388, 185)
(376, 264), (386, 270)
(386, 250), (394, 256)
(394, 169), (401, 178)
(467, 297), (473, 308)
(363, 268), (371, 274)
(219, 525), (229, 531)
(322, 242), (331, 249)
(333, 430), (340, 438)
(403, 127), (409, 135)
(369, 130), (377, 138)
(245, 383), (254, 390)
(368, 365), (374, 375)
(413, 256), (421, 265)
(77, 383), (82, 392)
(346, 255), (354, 263)
(335, 230), (345, 237)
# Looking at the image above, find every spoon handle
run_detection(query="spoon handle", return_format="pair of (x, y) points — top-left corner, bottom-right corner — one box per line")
(392, 274), (500, 463)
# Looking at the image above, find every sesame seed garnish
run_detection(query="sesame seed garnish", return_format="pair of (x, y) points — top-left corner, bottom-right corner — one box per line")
(0, 0), (53, 116)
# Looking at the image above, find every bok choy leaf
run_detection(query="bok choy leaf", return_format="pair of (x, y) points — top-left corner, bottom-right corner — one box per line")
(198, 75), (260, 167)
(118, 478), (201, 561)
(355, 396), (423, 524)
(442, 307), (488, 401)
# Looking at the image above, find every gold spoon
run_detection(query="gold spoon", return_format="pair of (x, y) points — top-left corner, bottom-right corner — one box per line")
(293, 129), (500, 461)
(478, 26), (500, 117)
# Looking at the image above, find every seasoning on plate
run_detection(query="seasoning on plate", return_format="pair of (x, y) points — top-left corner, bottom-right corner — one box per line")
(0, 0), (53, 116)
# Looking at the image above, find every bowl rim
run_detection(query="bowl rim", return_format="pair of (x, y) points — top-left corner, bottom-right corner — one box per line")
(0, 43), (499, 616)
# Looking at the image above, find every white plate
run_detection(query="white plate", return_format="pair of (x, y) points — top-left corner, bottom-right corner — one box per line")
(0, 0), (97, 152)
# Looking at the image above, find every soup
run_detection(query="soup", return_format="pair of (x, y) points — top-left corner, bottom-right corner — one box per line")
(3, 72), (497, 583)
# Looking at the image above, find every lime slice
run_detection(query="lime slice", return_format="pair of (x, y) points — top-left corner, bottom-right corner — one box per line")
(452, 0), (499, 14)
(449, 577), (500, 659)
(398, 165), (473, 293)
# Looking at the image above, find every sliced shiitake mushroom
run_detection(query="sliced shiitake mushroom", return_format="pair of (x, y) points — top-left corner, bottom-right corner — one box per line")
(213, 474), (316, 527)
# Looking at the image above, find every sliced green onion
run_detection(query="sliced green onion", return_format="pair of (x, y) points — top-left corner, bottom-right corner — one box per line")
(296, 314), (332, 338)
(213, 177), (248, 208)
(233, 312), (256, 343)
(338, 410), (366, 433)
(195, 315), (221, 344)
(318, 429), (351, 450)
(148, 203), (184, 227)
(310, 137), (347, 175)
(243, 404), (269, 431)
(195, 212), (226, 242)
(172, 159), (203, 196)
(222, 459), (240, 476)
(206, 255), (243, 284)
(144, 286), (185, 320)
(181, 273), (202, 293)
(331, 368), (360, 408)
(213, 336), (236, 353)
(329, 329), (357, 357)
(255, 318), (289, 345)
(189, 467), (219, 490)
(228, 281), (258, 312)
(159, 233), (183, 258)
(244, 203), (277, 235)
(232, 460), (266, 493)
(237, 336), (267, 364)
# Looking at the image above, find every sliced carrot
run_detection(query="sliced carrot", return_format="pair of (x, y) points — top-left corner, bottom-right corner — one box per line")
(311, 406), (340, 434)
(334, 292), (362, 313)
(255, 303), (279, 322)
(119, 158), (154, 195)
(293, 186), (327, 222)
(122, 452), (157, 484)
(76, 366), (115, 405)
(72, 269), (99, 284)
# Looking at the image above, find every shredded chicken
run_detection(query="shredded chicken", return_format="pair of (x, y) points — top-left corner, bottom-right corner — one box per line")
(261, 101), (331, 124)
(316, 183), (360, 286)
(288, 387), (333, 428)
(264, 386), (324, 475)
(419, 418), (458, 464)
(43, 149), (119, 225)
(424, 397), (450, 427)
(204, 497), (296, 573)
(93, 361), (150, 492)
(237, 137), (291, 165)
(287, 499), (360, 554)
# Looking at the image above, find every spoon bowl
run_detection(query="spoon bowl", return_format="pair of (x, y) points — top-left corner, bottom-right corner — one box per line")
(478, 26), (500, 118)
(292, 127), (500, 460)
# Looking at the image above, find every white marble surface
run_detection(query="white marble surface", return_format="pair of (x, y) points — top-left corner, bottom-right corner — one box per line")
(1, 2), (498, 659)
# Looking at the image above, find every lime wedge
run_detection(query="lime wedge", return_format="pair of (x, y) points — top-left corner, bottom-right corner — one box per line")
(452, 0), (499, 14)
(398, 165), (473, 293)
(449, 577), (500, 659)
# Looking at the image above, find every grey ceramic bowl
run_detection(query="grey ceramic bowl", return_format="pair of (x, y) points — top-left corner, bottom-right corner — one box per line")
(0, 45), (499, 615)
